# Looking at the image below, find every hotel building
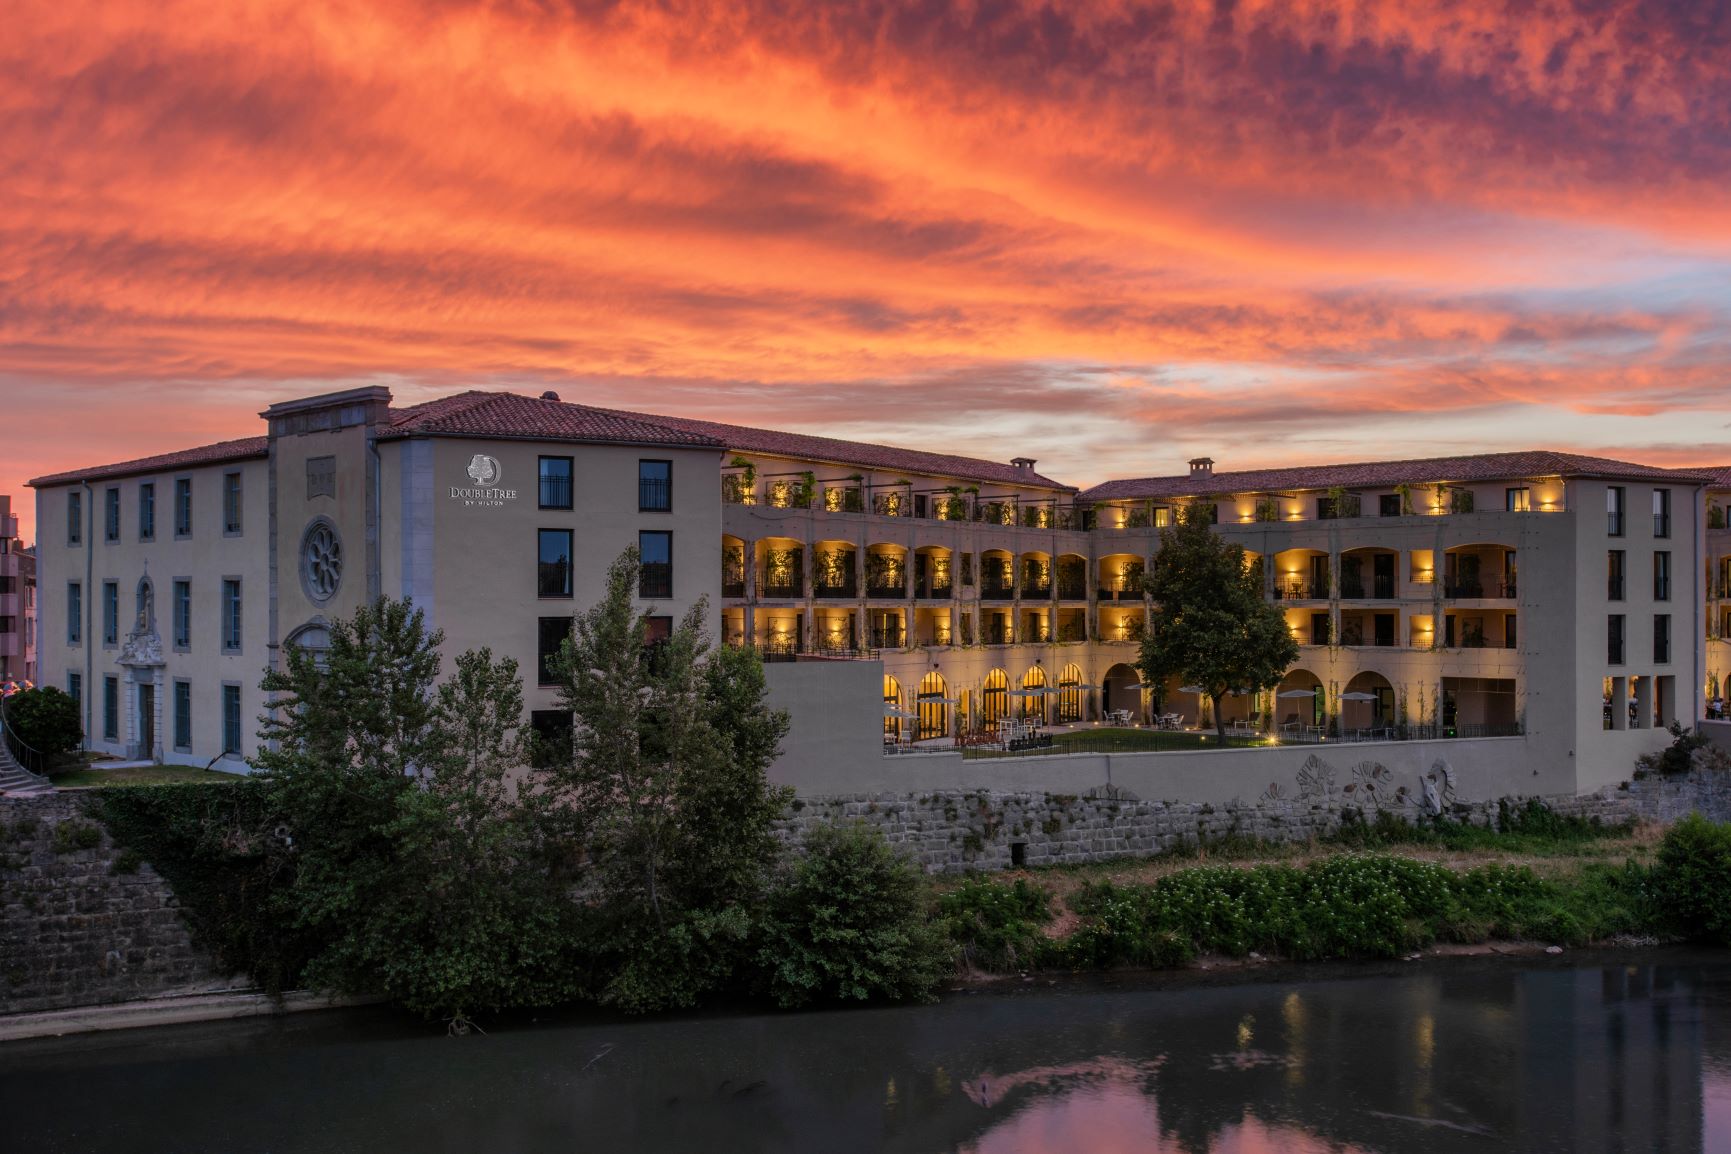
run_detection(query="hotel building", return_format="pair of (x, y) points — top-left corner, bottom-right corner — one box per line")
(27, 386), (1718, 793)
(0, 495), (34, 684)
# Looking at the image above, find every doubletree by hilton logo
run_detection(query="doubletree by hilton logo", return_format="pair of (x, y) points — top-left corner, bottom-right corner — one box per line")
(450, 453), (519, 507)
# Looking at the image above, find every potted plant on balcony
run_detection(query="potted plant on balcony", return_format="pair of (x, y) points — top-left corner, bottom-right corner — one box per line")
(1255, 496), (1280, 522)
(1710, 502), (1725, 530)
(724, 456), (757, 505)
(1394, 482), (1415, 515)
(1449, 487), (1475, 514)
(794, 470), (817, 509)
(940, 486), (967, 521)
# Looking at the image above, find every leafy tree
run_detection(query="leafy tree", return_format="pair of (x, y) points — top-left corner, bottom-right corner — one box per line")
(546, 547), (791, 1011)
(1138, 504), (1299, 738)
(256, 599), (570, 1023)
(757, 822), (950, 1008)
(3, 685), (83, 768)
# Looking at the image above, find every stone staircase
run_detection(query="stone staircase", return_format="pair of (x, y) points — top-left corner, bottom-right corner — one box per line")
(0, 736), (51, 796)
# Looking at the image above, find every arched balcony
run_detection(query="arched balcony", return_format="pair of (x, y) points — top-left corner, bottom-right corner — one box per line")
(864, 543), (910, 599)
(1272, 548), (1329, 601)
(812, 540), (858, 599)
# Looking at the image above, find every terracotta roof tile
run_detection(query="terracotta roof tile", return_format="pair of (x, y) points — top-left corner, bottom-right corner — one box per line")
(582, 404), (1075, 492)
(28, 436), (269, 488)
(1681, 464), (1731, 489)
(1080, 450), (1713, 503)
(379, 390), (723, 448)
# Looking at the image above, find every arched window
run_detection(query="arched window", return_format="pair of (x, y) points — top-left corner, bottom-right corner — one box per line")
(1057, 663), (1083, 724)
(981, 669), (1009, 728)
(1019, 666), (1047, 722)
(917, 672), (949, 741)
(883, 674), (902, 741)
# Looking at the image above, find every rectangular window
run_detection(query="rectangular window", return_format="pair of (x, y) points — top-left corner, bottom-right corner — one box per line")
(104, 487), (120, 542)
(173, 681), (192, 750)
(538, 456), (574, 510)
(68, 672), (81, 708)
(1505, 487), (1530, 513)
(1654, 614), (1671, 664)
(67, 582), (82, 644)
(529, 709), (573, 768)
(537, 617), (571, 686)
(961, 553), (975, 586)
(538, 529), (574, 597)
(1379, 494), (1401, 516)
(1653, 551), (1670, 602)
(103, 580), (119, 645)
(103, 675), (118, 741)
(221, 579), (242, 652)
(67, 491), (82, 545)
(1607, 614), (1625, 665)
(221, 684), (242, 754)
(173, 580), (191, 648)
(644, 615), (673, 644)
(638, 460), (672, 512)
(1607, 550), (1625, 601)
(1652, 488), (1670, 538)
(223, 471), (243, 534)
(639, 531), (672, 598)
(175, 478), (193, 537)
(1607, 486), (1625, 537)
(1505, 614), (1518, 649)
(139, 483), (156, 540)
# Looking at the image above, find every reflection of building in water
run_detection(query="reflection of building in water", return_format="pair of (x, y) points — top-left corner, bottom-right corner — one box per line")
(1516, 966), (1703, 1154)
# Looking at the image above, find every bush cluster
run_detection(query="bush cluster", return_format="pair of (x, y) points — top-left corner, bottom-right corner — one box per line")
(938, 875), (1053, 971)
(1648, 813), (1731, 944)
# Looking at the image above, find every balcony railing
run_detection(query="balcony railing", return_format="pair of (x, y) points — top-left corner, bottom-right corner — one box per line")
(866, 581), (909, 599)
(869, 628), (906, 648)
(1340, 575), (1397, 599)
(1274, 583), (1324, 600)
(758, 577), (804, 599)
(1443, 581), (1483, 599)
(981, 582), (1016, 601)
(917, 582), (952, 600)
(1339, 626), (1398, 647)
(1056, 580), (1086, 600)
(983, 624), (1014, 644)
(814, 581), (857, 599)
(639, 564), (672, 599)
(1019, 580), (1051, 599)
(638, 477), (670, 512)
(721, 581), (747, 599)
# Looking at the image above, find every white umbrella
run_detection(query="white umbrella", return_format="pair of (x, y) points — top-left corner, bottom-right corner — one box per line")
(1340, 691), (1378, 702)
(1009, 687), (1053, 697)
(884, 706), (916, 718)
(918, 696), (961, 705)
(1277, 688), (1317, 699)
(1177, 685), (1206, 695)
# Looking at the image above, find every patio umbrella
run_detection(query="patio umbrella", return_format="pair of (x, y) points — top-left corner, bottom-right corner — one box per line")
(1276, 688), (1317, 698)
(918, 696), (961, 705)
(883, 706), (916, 718)
(1177, 685), (1206, 695)
(1009, 687), (1053, 697)
(1340, 691), (1378, 702)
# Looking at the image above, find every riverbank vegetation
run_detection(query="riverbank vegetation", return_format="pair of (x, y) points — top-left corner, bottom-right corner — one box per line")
(78, 547), (1731, 1027)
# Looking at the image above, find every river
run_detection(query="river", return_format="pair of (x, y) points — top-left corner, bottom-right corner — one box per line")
(4, 952), (1729, 1153)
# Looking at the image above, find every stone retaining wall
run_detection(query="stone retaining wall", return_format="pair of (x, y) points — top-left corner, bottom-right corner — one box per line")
(0, 795), (225, 1015)
(780, 766), (1731, 874)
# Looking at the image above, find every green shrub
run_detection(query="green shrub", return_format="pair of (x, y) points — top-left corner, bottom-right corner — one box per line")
(938, 877), (1053, 971)
(757, 822), (951, 1008)
(1636, 723), (1712, 777)
(51, 819), (103, 853)
(4, 686), (83, 769)
(1650, 814), (1731, 944)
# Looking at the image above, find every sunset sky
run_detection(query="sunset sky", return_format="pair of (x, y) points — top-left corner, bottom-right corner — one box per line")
(5, 0), (1731, 543)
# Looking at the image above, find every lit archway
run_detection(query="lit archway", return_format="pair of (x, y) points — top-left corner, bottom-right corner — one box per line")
(1102, 663), (1142, 722)
(981, 668), (1009, 729)
(917, 671), (949, 741)
(1019, 666), (1048, 722)
(883, 674), (902, 741)
(1057, 663), (1084, 723)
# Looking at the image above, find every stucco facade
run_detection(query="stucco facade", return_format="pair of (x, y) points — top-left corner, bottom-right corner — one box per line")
(26, 386), (1722, 794)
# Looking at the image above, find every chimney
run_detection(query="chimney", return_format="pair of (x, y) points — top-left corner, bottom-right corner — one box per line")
(1188, 456), (1215, 479)
(540, 390), (561, 401)
(1011, 457), (1037, 472)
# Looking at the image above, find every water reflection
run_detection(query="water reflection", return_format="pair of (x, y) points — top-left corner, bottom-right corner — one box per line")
(3, 955), (1728, 1154)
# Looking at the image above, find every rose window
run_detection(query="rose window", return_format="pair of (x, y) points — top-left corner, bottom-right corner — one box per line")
(302, 521), (343, 601)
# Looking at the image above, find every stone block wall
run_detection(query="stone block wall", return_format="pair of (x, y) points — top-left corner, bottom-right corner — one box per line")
(0, 795), (225, 1015)
(779, 766), (1730, 875)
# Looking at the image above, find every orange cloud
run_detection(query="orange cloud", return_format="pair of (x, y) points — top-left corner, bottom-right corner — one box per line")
(4, 0), (1731, 542)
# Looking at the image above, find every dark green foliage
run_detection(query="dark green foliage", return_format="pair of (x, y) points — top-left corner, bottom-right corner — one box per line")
(1326, 800), (1627, 855)
(938, 876), (1054, 971)
(255, 600), (577, 1020)
(546, 549), (793, 1012)
(1055, 853), (1647, 967)
(51, 819), (103, 853)
(1635, 722), (1712, 777)
(1649, 814), (1731, 944)
(1138, 503), (1299, 738)
(87, 782), (316, 992)
(5, 686), (83, 768)
(757, 823), (951, 1008)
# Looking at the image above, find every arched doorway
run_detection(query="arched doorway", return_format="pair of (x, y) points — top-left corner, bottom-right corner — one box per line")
(1056, 663), (1084, 723)
(1275, 668), (1326, 732)
(883, 674), (903, 742)
(1019, 666), (1047, 723)
(981, 669), (1009, 730)
(1343, 670), (1395, 735)
(1102, 663), (1142, 723)
(917, 672), (949, 741)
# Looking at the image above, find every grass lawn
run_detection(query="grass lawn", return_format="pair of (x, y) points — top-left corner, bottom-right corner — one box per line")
(52, 764), (242, 788)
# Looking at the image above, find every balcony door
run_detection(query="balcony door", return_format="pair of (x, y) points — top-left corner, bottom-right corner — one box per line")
(1373, 553), (1395, 598)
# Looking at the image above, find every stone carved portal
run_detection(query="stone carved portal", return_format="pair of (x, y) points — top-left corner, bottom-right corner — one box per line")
(117, 591), (166, 762)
